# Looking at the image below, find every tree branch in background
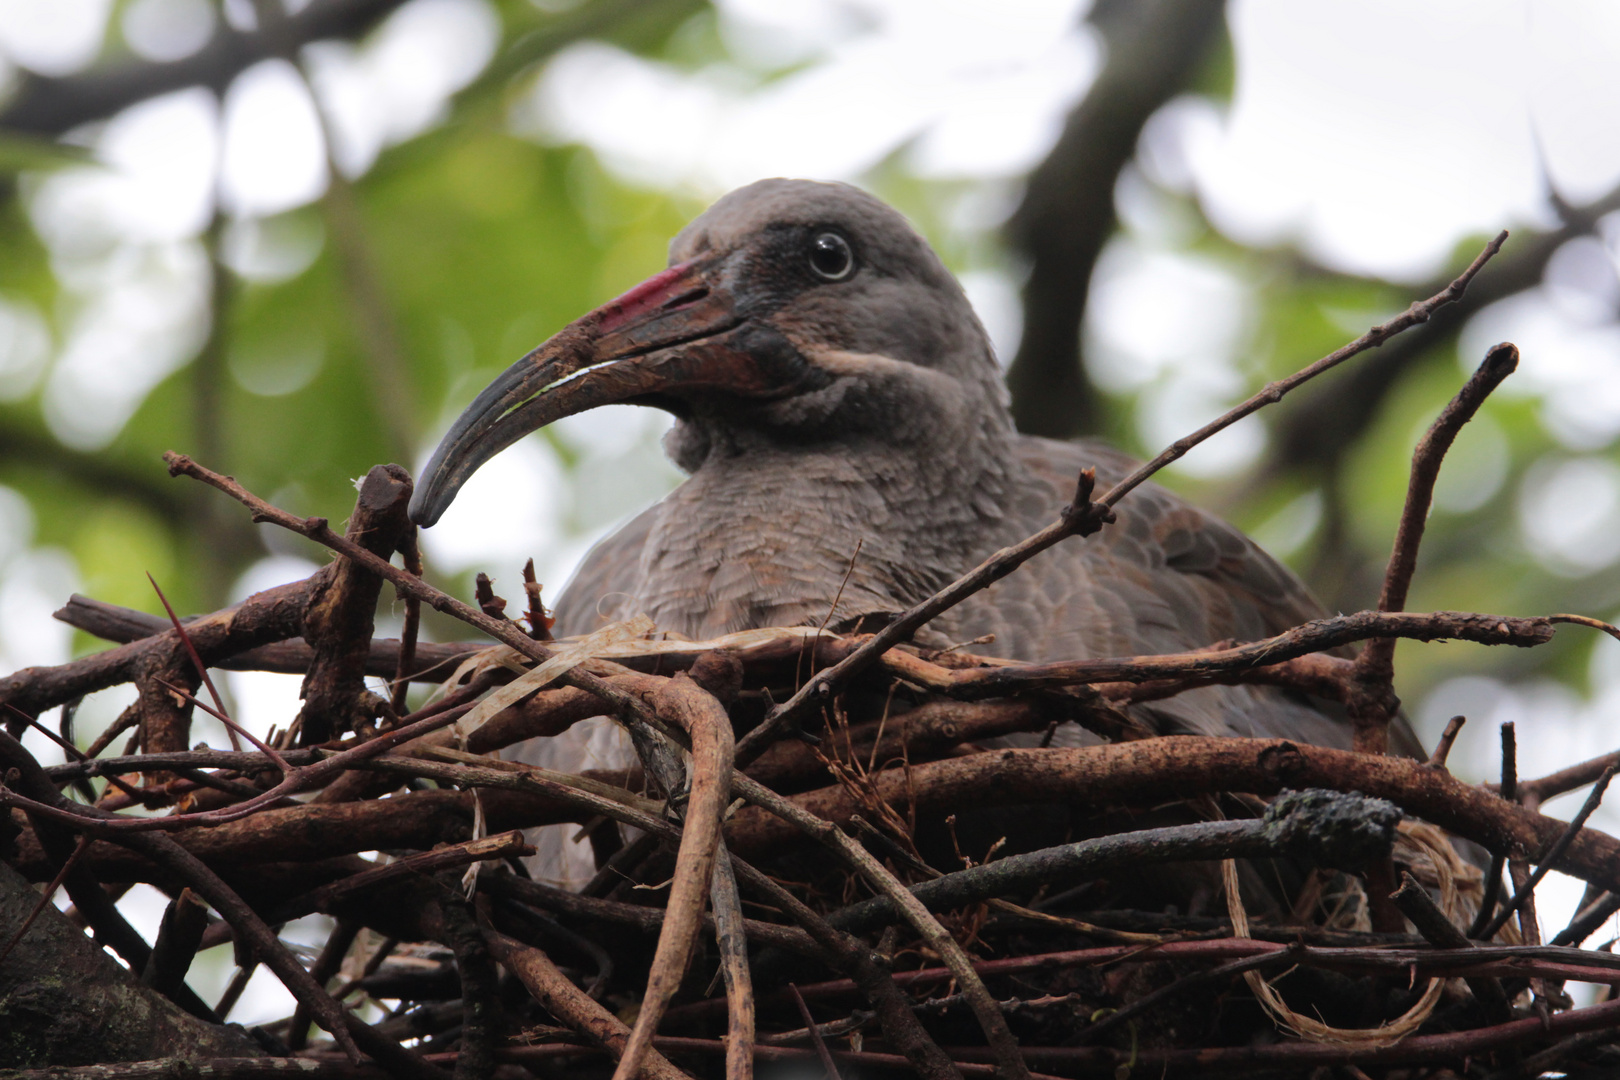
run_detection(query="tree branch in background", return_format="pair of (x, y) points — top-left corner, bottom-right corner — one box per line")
(0, 0), (410, 136)
(1269, 184), (1620, 482)
(1005, 0), (1227, 438)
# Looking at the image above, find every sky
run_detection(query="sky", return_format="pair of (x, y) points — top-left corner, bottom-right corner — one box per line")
(2, 0), (1620, 1016)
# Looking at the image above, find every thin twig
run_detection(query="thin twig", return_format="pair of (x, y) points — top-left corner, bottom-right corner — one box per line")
(149, 573), (243, 752)
(154, 678), (290, 773)
(0, 833), (91, 967)
(1101, 232), (1509, 512)
(730, 773), (1031, 1080)
(789, 982), (844, 1080)
(1479, 763), (1619, 941)
(1390, 871), (1512, 1023)
(734, 230), (1509, 763)
(163, 452), (656, 731)
(1471, 723), (1518, 939)
(390, 527), (423, 715)
(4, 703), (143, 801)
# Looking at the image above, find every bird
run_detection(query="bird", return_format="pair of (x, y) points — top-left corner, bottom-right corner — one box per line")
(412, 177), (1421, 766)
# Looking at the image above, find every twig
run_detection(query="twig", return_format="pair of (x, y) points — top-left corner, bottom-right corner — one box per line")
(273, 831), (534, 923)
(162, 452), (657, 731)
(1352, 342), (1519, 754)
(45, 746), (323, 781)
(721, 856), (965, 1080)
(738, 232), (1509, 761)
(480, 870), (815, 956)
(892, 609), (1554, 700)
(154, 679), (290, 773)
(1427, 715), (1466, 770)
(1471, 723), (1518, 939)
(4, 703), (143, 802)
(1553, 889), (1620, 947)
(721, 736), (1620, 898)
(140, 887), (211, 1004)
(711, 848), (756, 1080)
(288, 921), (361, 1052)
(730, 772), (1032, 1080)
(390, 527), (423, 714)
(56, 592), (481, 685)
(612, 674), (735, 1080)
(1390, 871), (1512, 1024)
(1101, 232), (1509, 511)
(473, 573), (508, 621)
(481, 928), (690, 1080)
(0, 731), (375, 1069)
(1075, 947), (1298, 1045)
(825, 790), (1398, 936)
(521, 557), (553, 640)
(441, 892), (498, 1080)
(1479, 763), (1619, 941)
(789, 982), (843, 1080)
(0, 832), (91, 968)
(1516, 745), (1620, 803)
(149, 572), (242, 752)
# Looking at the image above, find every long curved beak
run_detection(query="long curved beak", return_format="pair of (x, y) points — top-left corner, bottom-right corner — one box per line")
(410, 260), (747, 526)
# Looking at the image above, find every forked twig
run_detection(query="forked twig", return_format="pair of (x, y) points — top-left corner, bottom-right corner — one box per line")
(1350, 342), (1520, 754)
(1478, 763), (1619, 941)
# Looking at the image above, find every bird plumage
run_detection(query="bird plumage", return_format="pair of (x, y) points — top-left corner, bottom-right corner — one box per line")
(416, 177), (1423, 770)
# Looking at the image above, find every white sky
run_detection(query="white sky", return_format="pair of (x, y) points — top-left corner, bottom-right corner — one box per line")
(3, 0), (1620, 956)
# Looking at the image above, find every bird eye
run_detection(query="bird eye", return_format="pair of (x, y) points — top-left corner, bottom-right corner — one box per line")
(808, 232), (855, 282)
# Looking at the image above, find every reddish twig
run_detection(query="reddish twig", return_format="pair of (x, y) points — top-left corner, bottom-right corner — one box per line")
(521, 557), (553, 640)
(789, 982), (844, 1080)
(149, 572), (243, 752)
(4, 703), (143, 802)
(163, 453), (656, 731)
(155, 678), (290, 774)
(0, 832), (91, 967)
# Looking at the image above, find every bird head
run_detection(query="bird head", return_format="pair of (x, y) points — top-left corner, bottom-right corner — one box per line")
(409, 178), (1003, 527)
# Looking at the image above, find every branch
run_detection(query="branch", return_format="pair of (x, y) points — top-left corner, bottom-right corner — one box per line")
(722, 737), (1620, 897)
(823, 789), (1399, 936)
(163, 452), (658, 733)
(731, 772), (1032, 1080)
(1005, 0), (1227, 437)
(1350, 341), (1520, 754)
(53, 593), (480, 683)
(740, 233), (1509, 761)
(0, 0), (408, 136)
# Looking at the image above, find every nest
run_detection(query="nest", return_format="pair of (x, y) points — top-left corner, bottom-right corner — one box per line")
(4, 242), (1620, 1079)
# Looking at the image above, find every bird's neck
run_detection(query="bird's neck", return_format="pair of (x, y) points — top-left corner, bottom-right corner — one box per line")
(636, 404), (1023, 639)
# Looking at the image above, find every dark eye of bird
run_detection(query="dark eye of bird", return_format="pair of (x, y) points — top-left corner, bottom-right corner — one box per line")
(808, 232), (854, 281)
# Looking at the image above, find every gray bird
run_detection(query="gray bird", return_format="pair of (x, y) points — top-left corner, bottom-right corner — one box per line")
(412, 178), (1422, 758)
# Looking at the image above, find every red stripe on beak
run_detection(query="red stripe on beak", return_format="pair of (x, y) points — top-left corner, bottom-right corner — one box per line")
(595, 261), (704, 334)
